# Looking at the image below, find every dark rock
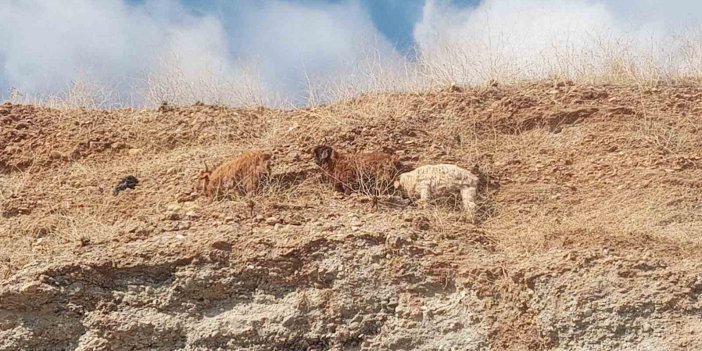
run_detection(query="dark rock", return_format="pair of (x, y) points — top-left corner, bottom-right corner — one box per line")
(113, 176), (139, 196)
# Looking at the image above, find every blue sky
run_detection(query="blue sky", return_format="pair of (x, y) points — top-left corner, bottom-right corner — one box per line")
(145, 0), (478, 52)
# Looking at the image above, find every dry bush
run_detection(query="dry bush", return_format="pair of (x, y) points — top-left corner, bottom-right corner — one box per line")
(6, 80), (124, 110)
(633, 109), (699, 155)
(143, 53), (281, 108)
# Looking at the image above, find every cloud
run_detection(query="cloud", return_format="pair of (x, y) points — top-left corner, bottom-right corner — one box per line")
(215, 0), (406, 104)
(0, 0), (402, 107)
(607, 0), (702, 28)
(0, 0), (216, 104)
(2, 0), (702, 107)
(414, 0), (702, 84)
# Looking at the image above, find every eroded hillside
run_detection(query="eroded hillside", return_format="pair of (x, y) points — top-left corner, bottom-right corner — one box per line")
(1, 82), (701, 350)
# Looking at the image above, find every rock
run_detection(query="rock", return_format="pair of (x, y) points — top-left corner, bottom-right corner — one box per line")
(211, 241), (232, 251)
(125, 223), (140, 234)
(165, 202), (200, 220)
(266, 216), (281, 225)
(176, 221), (191, 230)
(167, 204), (182, 212)
(163, 203), (183, 220)
(127, 148), (143, 156)
(135, 224), (156, 236)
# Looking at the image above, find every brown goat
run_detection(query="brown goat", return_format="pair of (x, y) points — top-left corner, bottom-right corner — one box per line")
(312, 145), (401, 195)
(195, 151), (272, 197)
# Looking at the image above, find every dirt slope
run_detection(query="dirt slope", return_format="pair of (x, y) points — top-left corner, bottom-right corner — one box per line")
(1, 82), (701, 350)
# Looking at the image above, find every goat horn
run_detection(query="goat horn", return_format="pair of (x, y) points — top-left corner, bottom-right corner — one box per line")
(203, 160), (210, 172)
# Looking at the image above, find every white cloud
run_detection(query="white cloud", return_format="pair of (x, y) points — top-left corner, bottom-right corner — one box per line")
(219, 0), (406, 104)
(0, 0), (218, 105)
(414, 0), (702, 84)
(0, 0), (402, 107)
(607, 0), (702, 28)
(2, 0), (702, 107)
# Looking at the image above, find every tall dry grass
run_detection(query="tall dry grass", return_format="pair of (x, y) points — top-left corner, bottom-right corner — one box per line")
(6, 28), (702, 110)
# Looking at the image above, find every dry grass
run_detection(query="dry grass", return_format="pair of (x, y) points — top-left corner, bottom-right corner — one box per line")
(1, 81), (701, 281)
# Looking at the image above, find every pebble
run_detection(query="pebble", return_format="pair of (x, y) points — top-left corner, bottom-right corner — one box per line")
(176, 221), (191, 230)
(165, 211), (181, 221)
(49, 151), (64, 159)
(266, 216), (281, 225)
(135, 224), (156, 236)
(127, 148), (142, 156)
(167, 204), (182, 212)
(211, 241), (232, 251)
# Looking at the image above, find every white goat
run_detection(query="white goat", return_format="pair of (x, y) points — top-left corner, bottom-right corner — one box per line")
(394, 164), (479, 213)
